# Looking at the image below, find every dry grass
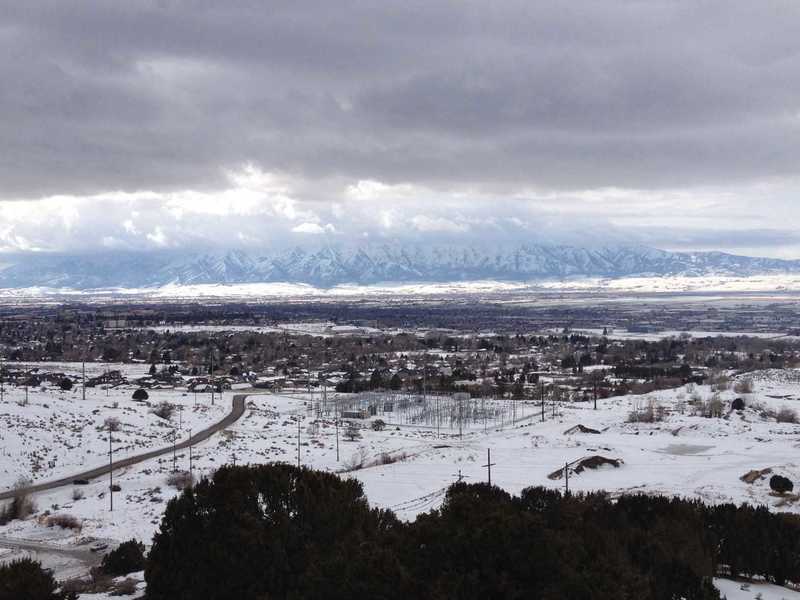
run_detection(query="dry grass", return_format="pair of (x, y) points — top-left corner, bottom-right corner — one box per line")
(166, 470), (194, 490)
(45, 513), (82, 531)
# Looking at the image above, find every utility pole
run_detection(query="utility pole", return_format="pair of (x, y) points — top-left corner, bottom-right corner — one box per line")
(452, 469), (469, 484)
(188, 428), (193, 476)
(458, 395), (463, 440)
(540, 382), (545, 422)
(482, 448), (496, 486)
(178, 405), (183, 430)
(172, 430), (177, 473)
(297, 415), (301, 468)
(593, 377), (598, 411)
(210, 347), (215, 405)
(565, 461), (569, 494)
(422, 351), (427, 407)
(335, 399), (340, 462)
(306, 354), (311, 399)
(109, 433), (114, 512)
(82, 359), (86, 401)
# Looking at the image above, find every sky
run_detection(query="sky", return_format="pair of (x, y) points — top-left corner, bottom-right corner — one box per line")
(1, 1), (800, 257)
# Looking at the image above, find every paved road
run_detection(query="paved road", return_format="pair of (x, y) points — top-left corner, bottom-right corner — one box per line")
(0, 393), (249, 501)
(0, 535), (104, 577)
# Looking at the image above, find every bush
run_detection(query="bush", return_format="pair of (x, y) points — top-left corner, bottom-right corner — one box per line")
(110, 578), (138, 596)
(776, 407), (798, 424)
(371, 419), (386, 431)
(343, 422), (361, 441)
(626, 399), (665, 423)
(696, 395), (725, 418)
(731, 397), (745, 411)
(45, 513), (82, 530)
(0, 557), (74, 600)
(770, 474), (794, 494)
(151, 401), (175, 420)
(0, 478), (36, 525)
(101, 539), (146, 577)
(59, 378), (73, 391)
(104, 417), (121, 432)
(166, 471), (194, 490)
(734, 378), (754, 394)
(132, 388), (149, 401)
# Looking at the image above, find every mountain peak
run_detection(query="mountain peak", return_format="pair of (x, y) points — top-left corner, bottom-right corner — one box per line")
(0, 243), (798, 289)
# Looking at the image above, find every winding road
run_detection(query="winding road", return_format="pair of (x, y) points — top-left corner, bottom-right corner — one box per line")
(0, 393), (249, 501)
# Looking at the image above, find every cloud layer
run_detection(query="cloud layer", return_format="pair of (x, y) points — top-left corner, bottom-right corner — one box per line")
(2, 2), (800, 256)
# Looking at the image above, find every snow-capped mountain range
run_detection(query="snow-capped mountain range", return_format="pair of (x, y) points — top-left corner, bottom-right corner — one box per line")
(0, 243), (799, 289)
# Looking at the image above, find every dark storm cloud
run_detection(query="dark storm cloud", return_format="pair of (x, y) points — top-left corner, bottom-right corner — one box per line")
(2, 0), (800, 196)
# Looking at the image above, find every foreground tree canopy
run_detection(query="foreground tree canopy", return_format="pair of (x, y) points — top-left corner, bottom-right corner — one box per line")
(0, 558), (74, 600)
(146, 464), (800, 600)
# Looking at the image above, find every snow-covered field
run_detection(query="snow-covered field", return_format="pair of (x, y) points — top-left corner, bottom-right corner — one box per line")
(3, 366), (800, 596)
(146, 321), (383, 337)
(714, 578), (800, 600)
(0, 364), (227, 490)
(5, 273), (800, 303)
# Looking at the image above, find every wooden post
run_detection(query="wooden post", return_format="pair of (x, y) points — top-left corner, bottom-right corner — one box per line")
(541, 382), (545, 422)
(109, 433), (113, 512)
(210, 348), (215, 405)
(483, 448), (496, 486)
(188, 429), (193, 475)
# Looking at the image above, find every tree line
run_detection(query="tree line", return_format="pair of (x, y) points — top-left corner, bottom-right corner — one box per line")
(142, 464), (800, 600)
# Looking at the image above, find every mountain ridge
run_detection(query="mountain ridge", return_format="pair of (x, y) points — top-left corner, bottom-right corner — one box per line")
(0, 243), (798, 289)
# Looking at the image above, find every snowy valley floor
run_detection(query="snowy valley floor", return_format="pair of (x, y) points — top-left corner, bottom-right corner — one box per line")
(2, 366), (800, 596)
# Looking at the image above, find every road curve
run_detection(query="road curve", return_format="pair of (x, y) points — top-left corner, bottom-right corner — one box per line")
(0, 393), (250, 501)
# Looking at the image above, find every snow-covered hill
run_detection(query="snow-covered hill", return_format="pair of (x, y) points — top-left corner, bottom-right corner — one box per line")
(1, 243), (799, 289)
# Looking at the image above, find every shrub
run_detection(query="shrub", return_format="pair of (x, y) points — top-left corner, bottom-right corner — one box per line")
(627, 399), (664, 423)
(104, 417), (121, 432)
(59, 378), (73, 391)
(734, 378), (754, 394)
(0, 478), (36, 525)
(110, 578), (138, 596)
(371, 419), (386, 431)
(61, 566), (112, 596)
(696, 395), (725, 418)
(0, 557), (73, 600)
(45, 513), (82, 530)
(166, 471), (194, 490)
(770, 474), (794, 494)
(343, 422), (361, 441)
(101, 539), (146, 577)
(731, 397), (745, 411)
(776, 407), (798, 424)
(132, 388), (149, 401)
(151, 401), (175, 420)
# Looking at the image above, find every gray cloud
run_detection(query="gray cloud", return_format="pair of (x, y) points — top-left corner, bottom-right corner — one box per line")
(1, 2), (800, 257)
(2, 1), (800, 196)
